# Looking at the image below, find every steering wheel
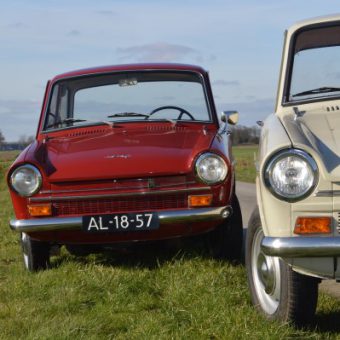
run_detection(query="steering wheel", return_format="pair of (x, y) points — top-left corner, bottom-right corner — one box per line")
(148, 105), (195, 121)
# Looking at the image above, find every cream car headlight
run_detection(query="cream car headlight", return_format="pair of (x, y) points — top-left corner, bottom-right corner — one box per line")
(264, 149), (318, 201)
(10, 164), (42, 197)
(195, 152), (228, 184)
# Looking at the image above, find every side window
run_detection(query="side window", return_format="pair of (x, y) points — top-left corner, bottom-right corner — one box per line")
(46, 84), (59, 128)
(45, 84), (69, 128)
(59, 86), (69, 121)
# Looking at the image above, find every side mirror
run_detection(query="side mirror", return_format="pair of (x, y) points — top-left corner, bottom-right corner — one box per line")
(221, 111), (239, 125)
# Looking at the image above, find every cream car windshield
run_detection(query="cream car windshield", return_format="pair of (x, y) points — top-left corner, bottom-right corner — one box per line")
(44, 71), (211, 131)
(289, 25), (340, 102)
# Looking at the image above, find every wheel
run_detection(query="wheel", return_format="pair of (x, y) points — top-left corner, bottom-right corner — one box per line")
(148, 105), (195, 120)
(208, 195), (243, 261)
(21, 232), (50, 272)
(245, 207), (319, 326)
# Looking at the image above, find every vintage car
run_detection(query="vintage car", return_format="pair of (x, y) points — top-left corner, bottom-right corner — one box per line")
(246, 15), (340, 325)
(7, 63), (243, 271)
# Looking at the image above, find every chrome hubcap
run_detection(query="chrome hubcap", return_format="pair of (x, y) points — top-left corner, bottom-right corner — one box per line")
(257, 252), (275, 294)
(251, 227), (281, 315)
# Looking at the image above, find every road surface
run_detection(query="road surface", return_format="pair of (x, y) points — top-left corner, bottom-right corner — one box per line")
(236, 181), (257, 227)
(236, 181), (340, 300)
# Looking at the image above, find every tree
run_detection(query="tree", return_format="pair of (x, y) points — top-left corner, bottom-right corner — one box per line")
(0, 130), (5, 147)
(229, 125), (260, 145)
(18, 135), (34, 147)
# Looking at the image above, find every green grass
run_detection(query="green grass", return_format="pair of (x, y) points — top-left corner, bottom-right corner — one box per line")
(0, 150), (21, 162)
(1, 151), (340, 338)
(233, 145), (258, 183)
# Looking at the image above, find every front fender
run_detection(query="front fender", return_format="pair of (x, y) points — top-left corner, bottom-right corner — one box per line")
(257, 113), (292, 237)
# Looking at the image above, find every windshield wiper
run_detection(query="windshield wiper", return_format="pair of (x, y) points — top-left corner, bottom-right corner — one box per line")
(107, 112), (150, 118)
(46, 117), (116, 129)
(107, 112), (177, 126)
(292, 86), (340, 98)
(62, 118), (88, 124)
(46, 117), (88, 128)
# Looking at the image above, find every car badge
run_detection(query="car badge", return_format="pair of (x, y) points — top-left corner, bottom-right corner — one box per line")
(105, 154), (131, 159)
(148, 178), (156, 189)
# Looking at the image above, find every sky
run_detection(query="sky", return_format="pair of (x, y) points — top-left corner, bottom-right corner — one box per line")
(1, 0), (340, 141)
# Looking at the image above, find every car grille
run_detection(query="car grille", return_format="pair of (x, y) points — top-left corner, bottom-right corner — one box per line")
(31, 175), (212, 217)
(53, 192), (188, 216)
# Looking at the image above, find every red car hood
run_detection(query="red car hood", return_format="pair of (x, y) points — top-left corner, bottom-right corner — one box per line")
(31, 126), (216, 182)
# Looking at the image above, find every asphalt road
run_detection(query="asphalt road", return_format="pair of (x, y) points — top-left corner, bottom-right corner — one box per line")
(236, 181), (257, 227)
(236, 181), (340, 300)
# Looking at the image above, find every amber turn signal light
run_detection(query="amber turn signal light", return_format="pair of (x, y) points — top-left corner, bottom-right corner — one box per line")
(294, 216), (331, 234)
(28, 204), (52, 217)
(188, 194), (213, 207)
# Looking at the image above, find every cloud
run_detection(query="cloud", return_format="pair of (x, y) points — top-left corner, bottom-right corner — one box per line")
(116, 42), (198, 62)
(7, 22), (26, 29)
(67, 29), (81, 37)
(96, 10), (117, 16)
(213, 80), (240, 87)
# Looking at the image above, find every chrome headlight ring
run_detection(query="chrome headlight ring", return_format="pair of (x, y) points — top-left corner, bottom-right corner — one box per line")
(263, 149), (318, 202)
(10, 164), (42, 197)
(195, 152), (228, 185)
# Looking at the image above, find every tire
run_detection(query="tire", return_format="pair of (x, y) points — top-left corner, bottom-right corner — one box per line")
(208, 195), (243, 261)
(21, 232), (50, 272)
(245, 207), (319, 326)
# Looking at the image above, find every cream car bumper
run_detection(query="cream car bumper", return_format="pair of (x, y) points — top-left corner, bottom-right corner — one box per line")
(262, 237), (340, 257)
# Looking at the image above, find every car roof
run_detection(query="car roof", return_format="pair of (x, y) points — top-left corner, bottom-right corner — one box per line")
(287, 13), (340, 35)
(51, 63), (208, 82)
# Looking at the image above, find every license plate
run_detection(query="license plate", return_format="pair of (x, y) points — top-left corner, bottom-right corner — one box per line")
(82, 212), (159, 233)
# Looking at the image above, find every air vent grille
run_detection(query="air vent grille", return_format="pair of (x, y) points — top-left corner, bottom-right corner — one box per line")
(53, 193), (188, 216)
(146, 126), (187, 132)
(326, 106), (340, 112)
(66, 129), (107, 137)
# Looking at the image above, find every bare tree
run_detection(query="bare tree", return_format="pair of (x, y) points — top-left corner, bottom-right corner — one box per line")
(0, 130), (5, 147)
(229, 125), (260, 145)
(18, 135), (34, 147)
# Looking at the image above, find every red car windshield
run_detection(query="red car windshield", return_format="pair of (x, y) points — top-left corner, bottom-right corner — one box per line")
(44, 71), (212, 131)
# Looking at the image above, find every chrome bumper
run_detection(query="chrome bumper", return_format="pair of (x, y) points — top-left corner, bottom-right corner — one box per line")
(261, 237), (340, 257)
(10, 206), (231, 233)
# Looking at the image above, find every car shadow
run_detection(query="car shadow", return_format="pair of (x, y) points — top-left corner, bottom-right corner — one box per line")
(312, 310), (340, 333)
(51, 235), (243, 270)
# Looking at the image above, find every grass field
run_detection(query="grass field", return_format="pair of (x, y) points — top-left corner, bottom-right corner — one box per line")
(233, 145), (258, 183)
(1, 150), (340, 339)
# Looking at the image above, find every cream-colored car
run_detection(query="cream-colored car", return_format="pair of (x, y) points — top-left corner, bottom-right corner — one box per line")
(246, 14), (340, 326)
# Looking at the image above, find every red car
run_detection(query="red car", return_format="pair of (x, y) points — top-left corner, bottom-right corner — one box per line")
(7, 63), (243, 271)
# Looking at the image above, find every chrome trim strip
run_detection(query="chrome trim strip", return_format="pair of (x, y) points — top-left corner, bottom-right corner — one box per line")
(29, 187), (211, 202)
(39, 181), (197, 195)
(10, 217), (81, 232)
(9, 206), (230, 232)
(314, 190), (340, 197)
(261, 236), (340, 257)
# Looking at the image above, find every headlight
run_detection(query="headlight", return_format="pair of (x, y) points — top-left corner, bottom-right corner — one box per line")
(195, 152), (228, 184)
(264, 149), (318, 201)
(10, 164), (42, 197)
